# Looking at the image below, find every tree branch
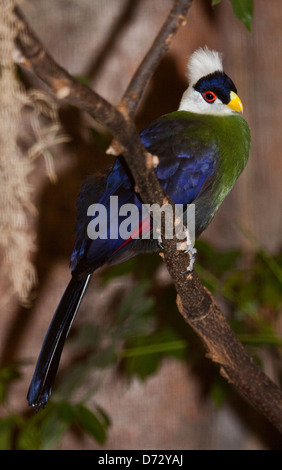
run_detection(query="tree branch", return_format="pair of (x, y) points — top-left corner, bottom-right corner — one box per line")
(164, 244), (282, 433)
(13, 2), (282, 433)
(120, 0), (192, 118)
(14, 5), (169, 208)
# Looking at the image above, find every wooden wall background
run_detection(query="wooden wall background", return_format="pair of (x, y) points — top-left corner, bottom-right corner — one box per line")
(0, 0), (281, 449)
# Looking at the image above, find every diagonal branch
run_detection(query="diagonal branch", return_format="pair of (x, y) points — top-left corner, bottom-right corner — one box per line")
(13, 5), (169, 208)
(165, 245), (282, 433)
(120, 0), (193, 118)
(13, 2), (282, 433)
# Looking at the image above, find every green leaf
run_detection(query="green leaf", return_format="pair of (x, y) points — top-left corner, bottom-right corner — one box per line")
(113, 280), (156, 340)
(0, 418), (14, 450)
(123, 342), (160, 380)
(238, 333), (282, 347)
(210, 379), (229, 409)
(0, 363), (21, 403)
(57, 401), (77, 423)
(195, 240), (240, 277)
(38, 408), (68, 450)
(73, 75), (91, 87)
(122, 328), (186, 380)
(17, 420), (42, 450)
(76, 404), (107, 444)
(211, 0), (223, 5)
(229, 0), (253, 31)
(95, 405), (111, 428)
(121, 339), (187, 359)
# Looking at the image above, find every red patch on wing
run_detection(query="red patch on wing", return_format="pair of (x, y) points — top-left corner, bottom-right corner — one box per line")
(112, 215), (151, 254)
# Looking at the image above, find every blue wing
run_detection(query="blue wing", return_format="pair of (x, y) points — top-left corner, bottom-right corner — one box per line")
(140, 112), (218, 203)
(71, 111), (219, 274)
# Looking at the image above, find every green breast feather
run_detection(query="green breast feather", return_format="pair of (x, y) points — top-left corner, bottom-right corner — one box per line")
(177, 111), (250, 234)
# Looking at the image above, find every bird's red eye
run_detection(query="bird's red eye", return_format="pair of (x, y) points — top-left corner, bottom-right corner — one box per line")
(203, 91), (217, 103)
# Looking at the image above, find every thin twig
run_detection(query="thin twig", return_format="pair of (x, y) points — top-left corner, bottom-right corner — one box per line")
(120, 0), (193, 118)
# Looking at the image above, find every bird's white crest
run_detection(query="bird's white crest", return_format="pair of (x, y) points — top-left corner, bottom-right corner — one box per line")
(187, 47), (223, 87)
(178, 47), (234, 115)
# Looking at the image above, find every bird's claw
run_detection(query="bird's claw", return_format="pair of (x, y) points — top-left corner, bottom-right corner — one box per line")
(157, 235), (164, 250)
(182, 245), (197, 273)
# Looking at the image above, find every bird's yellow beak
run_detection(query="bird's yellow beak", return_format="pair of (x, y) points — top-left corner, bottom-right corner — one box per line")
(228, 91), (243, 113)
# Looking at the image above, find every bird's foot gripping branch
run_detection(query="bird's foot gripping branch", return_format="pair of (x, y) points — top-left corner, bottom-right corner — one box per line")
(86, 197), (195, 248)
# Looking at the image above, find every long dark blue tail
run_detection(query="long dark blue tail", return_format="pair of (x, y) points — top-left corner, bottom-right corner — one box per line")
(27, 274), (91, 411)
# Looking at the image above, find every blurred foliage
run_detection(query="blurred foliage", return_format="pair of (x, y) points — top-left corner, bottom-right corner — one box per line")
(0, 398), (110, 450)
(0, 238), (281, 449)
(212, 0), (254, 31)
